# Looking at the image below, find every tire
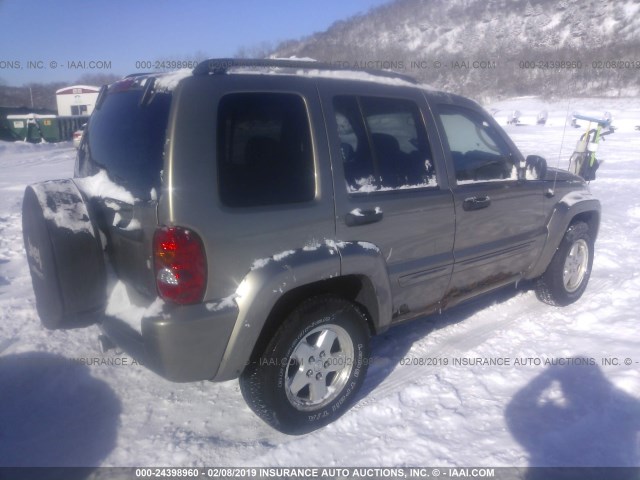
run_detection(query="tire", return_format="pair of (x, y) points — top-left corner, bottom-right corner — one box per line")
(22, 180), (106, 329)
(240, 296), (370, 435)
(536, 221), (593, 306)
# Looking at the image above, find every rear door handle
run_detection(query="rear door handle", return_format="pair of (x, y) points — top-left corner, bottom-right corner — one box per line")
(345, 208), (383, 227)
(463, 196), (491, 211)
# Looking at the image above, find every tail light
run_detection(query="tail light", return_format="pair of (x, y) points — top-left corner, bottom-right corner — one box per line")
(153, 226), (207, 304)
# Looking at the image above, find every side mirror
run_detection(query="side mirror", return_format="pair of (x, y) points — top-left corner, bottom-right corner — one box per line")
(522, 155), (547, 180)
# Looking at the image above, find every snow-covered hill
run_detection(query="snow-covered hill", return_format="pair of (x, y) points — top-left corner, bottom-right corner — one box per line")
(273, 0), (640, 98)
(1, 97), (639, 469)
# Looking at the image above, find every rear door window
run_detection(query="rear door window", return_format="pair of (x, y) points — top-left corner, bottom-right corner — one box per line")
(333, 95), (436, 193)
(217, 93), (315, 207)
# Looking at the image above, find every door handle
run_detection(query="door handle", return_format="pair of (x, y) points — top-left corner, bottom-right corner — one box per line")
(345, 208), (383, 227)
(463, 196), (491, 211)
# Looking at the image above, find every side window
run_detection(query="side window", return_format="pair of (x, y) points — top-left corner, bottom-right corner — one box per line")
(437, 106), (516, 183)
(333, 96), (376, 192)
(333, 95), (436, 193)
(217, 93), (315, 207)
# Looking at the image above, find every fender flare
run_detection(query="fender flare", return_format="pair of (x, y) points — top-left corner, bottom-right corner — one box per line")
(212, 240), (392, 381)
(526, 191), (601, 280)
(334, 240), (393, 332)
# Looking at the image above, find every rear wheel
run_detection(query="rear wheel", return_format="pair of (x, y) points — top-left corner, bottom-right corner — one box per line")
(240, 296), (370, 435)
(536, 221), (593, 306)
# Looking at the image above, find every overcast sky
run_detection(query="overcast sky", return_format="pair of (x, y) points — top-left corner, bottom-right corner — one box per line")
(0, 0), (392, 86)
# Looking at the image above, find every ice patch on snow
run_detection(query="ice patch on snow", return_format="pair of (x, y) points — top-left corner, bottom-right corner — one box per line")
(628, 206), (640, 219)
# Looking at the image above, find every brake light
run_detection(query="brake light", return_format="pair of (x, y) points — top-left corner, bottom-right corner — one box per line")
(153, 226), (207, 304)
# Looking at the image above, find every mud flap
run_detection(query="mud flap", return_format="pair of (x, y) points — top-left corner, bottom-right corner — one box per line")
(22, 179), (106, 329)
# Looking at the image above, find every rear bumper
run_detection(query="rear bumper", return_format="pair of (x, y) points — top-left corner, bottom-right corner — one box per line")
(100, 302), (237, 382)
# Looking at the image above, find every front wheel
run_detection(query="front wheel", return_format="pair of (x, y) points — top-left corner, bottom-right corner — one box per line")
(240, 296), (370, 435)
(536, 221), (594, 306)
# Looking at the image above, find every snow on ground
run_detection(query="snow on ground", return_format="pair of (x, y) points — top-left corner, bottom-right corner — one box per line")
(0, 97), (639, 469)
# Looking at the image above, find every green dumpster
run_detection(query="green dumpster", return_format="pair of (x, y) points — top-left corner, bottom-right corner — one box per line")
(6, 115), (29, 140)
(38, 116), (61, 142)
(6, 114), (58, 143)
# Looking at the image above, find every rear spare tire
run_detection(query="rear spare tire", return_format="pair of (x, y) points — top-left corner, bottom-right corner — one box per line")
(22, 179), (106, 329)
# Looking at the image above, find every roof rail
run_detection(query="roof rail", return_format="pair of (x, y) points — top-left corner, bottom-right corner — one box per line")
(192, 58), (417, 84)
(124, 72), (153, 79)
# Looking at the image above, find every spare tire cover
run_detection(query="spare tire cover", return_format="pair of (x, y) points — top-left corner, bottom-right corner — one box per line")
(22, 179), (106, 329)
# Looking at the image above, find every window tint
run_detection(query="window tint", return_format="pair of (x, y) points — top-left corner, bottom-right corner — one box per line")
(333, 97), (375, 192)
(84, 86), (171, 199)
(333, 96), (436, 193)
(217, 93), (315, 207)
(438, 106), (515, 183)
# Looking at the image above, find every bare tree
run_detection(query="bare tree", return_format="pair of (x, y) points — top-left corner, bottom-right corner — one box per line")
(75, 73), (121, 87)
(235, 41), (275, 59)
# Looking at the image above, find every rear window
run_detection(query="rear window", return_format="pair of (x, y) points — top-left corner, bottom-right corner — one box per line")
(217, 93), (315, 207)
(81, 80), (171, 200)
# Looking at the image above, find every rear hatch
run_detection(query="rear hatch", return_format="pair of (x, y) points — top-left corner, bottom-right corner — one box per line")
(74, 76), (172, 298)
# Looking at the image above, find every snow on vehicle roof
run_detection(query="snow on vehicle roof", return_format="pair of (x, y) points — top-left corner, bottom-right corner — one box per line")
(153, 68), (193, 91)
(220, 65), (436, 90)
(231, 67), (423, 88)
(268, 56), (319, 62)
(149, 57), (437, 91)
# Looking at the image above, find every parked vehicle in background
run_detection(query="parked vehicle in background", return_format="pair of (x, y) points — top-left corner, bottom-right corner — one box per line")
(72, 124), (86, 149)
(22, 59), (601, 434)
